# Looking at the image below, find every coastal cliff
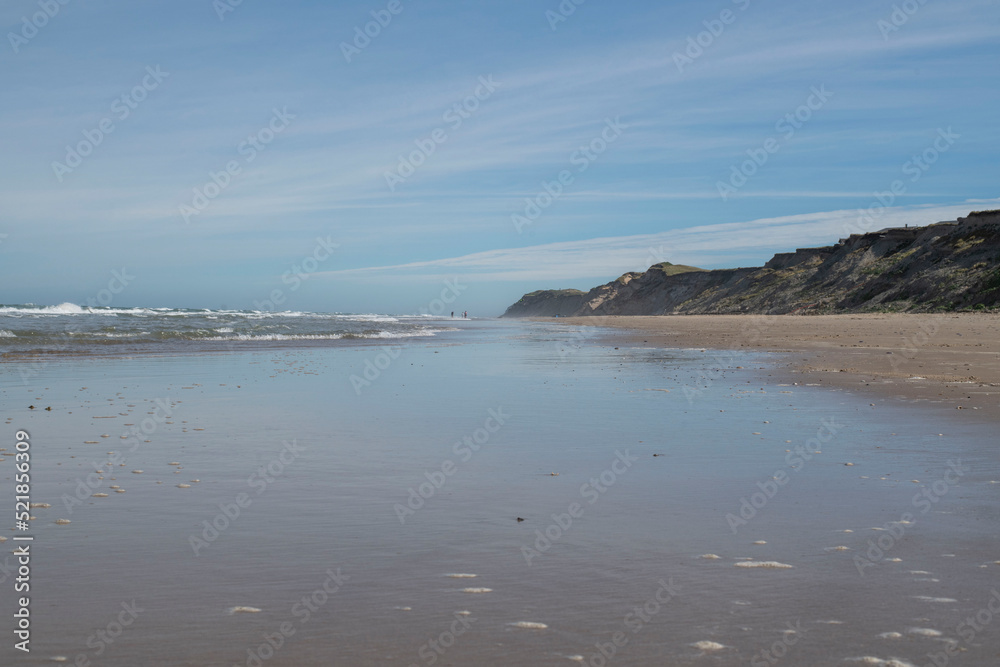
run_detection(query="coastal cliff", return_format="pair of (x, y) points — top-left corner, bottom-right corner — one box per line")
(503, 211), (1000, 316)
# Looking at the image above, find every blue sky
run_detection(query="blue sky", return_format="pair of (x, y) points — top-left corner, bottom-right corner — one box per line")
(1, 0), (997, 315)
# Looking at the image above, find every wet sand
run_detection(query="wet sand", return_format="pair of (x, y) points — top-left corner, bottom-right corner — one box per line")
(3, 320), (1000, 666)
(540, 314), (1000, 414)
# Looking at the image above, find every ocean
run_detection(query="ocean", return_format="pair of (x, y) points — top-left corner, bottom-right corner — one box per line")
(1, 309), (998, 666)
(0, 303), (452, 354)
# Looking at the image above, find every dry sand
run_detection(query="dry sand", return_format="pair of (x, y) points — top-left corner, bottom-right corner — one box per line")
(541, 313), (1000, 414)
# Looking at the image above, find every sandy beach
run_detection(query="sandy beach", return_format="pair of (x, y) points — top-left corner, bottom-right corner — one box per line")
(542, 314), (1000, 414)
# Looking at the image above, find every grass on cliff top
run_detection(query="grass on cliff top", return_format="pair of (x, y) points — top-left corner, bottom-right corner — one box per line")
(648, 262), (706, 275)
(522, 289), (586, 299)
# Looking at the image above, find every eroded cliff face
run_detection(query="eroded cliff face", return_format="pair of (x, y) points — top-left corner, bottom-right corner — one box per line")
(502, 212), (1000, 317)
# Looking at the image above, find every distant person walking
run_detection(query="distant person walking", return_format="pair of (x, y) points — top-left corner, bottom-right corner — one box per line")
(451, 311), (454, 318)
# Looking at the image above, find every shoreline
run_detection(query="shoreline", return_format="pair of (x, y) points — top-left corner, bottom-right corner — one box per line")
(534, 313), (1000, 416)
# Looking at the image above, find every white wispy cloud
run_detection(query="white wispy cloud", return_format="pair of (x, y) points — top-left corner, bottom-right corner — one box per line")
(317, 200), (997, 283)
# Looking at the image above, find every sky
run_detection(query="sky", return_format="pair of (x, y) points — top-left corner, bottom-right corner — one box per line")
(1, 0), (998, 315)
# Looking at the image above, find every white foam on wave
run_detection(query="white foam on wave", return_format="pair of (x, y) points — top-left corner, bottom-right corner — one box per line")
(0, 329), (15, 337)
(445, 573), (477, 578)
(508, 621), (548, 629)
(734, 561), (794, 569)
(339, 314), (400, 323)
(912, 596), (957, 603)
(227, 606), (262, 614)
(0, 302), (87, 315)
(364, 329), (441, 339)
(91, 331), (149, 338)
(0, 304), (403, 320)
(205, 330), (439, 342)
(461, 587), (492, 594)
(878, 631), (903, 639)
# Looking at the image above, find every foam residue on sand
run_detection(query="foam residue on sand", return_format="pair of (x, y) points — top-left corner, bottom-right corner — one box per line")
(734, 561), (793, 569)
(228, 606), (262, 614)
(906, 627), (943, 637)
(691, 640), (727, 651)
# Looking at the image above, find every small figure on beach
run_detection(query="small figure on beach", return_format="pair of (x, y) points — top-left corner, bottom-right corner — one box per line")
(451, 311), (454, 318)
